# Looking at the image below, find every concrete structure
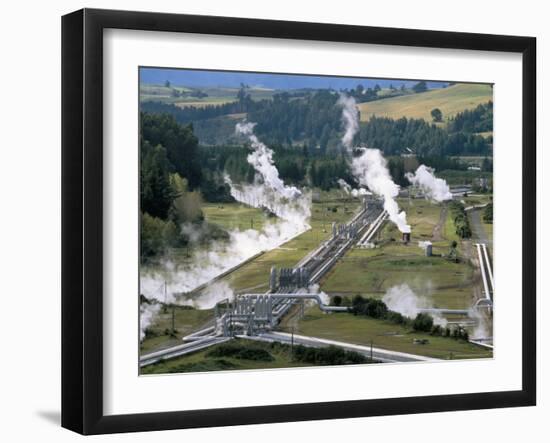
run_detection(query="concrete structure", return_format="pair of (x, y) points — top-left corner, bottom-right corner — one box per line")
(425, 241), (433, 257)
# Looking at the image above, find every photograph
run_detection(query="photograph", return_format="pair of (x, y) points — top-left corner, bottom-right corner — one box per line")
(138, 68), (494, 374)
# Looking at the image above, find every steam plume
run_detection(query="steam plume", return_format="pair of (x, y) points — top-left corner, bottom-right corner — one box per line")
(351, 188), (370, 197)
(406, 165), (452, 202)
(337, 178), (351, 195)
(338, 178), (371, 198)
(139, 303), (160, 341)
(140, 220), (306, 306)
(306, 283), (330, 306)
(141, 122), (312, 316)
(337, 94), (360, 150)
(351, 148), (410, 233)
(382, 283), (446, 326)
(338, 94), (409, 232)
(469, 307), (490, 340)
(229, 121), (311, 227)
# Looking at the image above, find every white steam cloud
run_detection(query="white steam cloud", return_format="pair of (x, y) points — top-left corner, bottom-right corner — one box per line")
(338, 178), (371, 198)
(306, 283), (330, 306)
(337, 178), (351, 195)
(228, 121), (312, 228)
(382, 283), (447, 326)
(469, 307), (490, 340)
(337, 94), (360, 150)
(351, 188), (370, 197)
(406, 165), (452, 202)
(188, 281), (235, 310)
(338, 94), (410, 233)
(141, 121), (312, 320)
(140, 221), (306, 306)
(140, 303), (160, 341)
(351, 148), (410, 233)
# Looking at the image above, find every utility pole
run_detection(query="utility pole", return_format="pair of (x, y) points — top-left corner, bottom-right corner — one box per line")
(370, 340), (373, 361)
(163, 281), (168, 313)
(291, 326), (294, 362)
(171, 304), (175, 335)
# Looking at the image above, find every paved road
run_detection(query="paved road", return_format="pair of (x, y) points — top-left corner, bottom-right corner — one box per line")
(241, 332), (439, 364)
(469, 209), (490, 244)
(140, 337), (231, 367)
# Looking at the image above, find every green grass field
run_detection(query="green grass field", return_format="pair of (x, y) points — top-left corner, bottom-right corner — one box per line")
(140, 307), (213, 354)
(141, 338), (312, 374)
(139, 84), (275, 107)
(357, 83), (493, 123)
(142, 192), (491, 361)
(319, 250), (473, 308)
(218, 198), (362, 293)
(320, 199), (474, 309)
(443, 209), (461, 244)
(202, 203), (270, 232)
(174, 98), (237, 108)
(286, 307), (492, 360)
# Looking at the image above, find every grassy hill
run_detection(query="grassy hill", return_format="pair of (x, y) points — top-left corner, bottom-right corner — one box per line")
(139, 84), (275, 106)
(358, 83), (493, 123)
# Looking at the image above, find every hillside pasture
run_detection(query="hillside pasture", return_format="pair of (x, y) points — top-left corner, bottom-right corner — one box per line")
(357, 83), (493, 123)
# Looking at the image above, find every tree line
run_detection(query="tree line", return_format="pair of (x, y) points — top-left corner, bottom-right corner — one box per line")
(358, 116), (492, 157)
(447, 101), (493, 134)
(346, 295), (469, 340)
(142, 87), (492, 158)
(141, 111), (486, 218)
(140, 113), (229, 262)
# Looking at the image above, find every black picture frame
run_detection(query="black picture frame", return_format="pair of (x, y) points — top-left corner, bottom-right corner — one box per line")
(62, 8), (536, 435)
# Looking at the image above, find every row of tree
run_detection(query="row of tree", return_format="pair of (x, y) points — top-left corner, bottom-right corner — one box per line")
(357, 116), (492, 157)
(142, 87), (493, 158)
(448, 201), (472, 239)
(347, 295), (469, 340)
(141, 110), (492, 213)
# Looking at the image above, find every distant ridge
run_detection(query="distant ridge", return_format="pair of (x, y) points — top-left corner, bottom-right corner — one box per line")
(140, 67), (450, 91)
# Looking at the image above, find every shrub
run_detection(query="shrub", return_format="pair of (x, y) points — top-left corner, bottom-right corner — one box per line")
(413, 313), (434, 332)
(448, 201), (472, 239)
(351, 296), (388, 319)
(386, 310), (407, 325)
(207, 343), (274, 362)
(292, 345), (368, 365)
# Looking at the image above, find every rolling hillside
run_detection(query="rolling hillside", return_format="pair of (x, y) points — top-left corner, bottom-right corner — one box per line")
(358, 83), (493, 123)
